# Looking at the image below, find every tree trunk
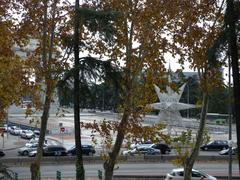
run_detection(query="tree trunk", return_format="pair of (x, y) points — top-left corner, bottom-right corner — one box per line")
(184, 93), (209, 180)
(30, 0), (49, 179)
(30, 0), (59, 178)
(74, 0), (85, 179)
(104, 109), (130, 180)
(226, 0), (240, 174)
(103, 16), (134, 180)
(30, 87), (52, 179)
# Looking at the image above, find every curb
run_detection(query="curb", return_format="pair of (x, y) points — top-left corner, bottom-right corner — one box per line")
(2, 146), (24, 151)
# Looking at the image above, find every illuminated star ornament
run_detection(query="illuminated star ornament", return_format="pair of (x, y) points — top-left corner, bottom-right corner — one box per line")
(150, 77), (197, 125)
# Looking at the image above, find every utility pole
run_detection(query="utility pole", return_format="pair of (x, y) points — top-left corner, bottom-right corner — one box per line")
(187, 82), (190, 119)
(228, 52), (232, 180)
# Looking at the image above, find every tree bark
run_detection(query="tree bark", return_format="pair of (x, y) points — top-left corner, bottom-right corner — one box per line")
(184, 93), (209, 180)
(30, 0), (49, 179)
(226, 0), (240, 174)
(104, 15), (134, 180)
(30, 86), (52, 179)
(104, 109), (130, 180)
(30, 0), (58, 178)
(74, 0), (85, 179)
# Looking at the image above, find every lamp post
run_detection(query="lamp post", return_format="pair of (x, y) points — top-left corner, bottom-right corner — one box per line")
(228, 51), (232, 180)
(187, 81), (190, 119)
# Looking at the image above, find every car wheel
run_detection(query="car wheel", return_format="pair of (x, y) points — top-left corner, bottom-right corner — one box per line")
(23, 151), (28, 156)
(204, 147), (208, 151)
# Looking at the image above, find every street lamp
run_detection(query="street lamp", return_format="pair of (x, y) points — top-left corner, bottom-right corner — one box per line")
(228, 51), (232, 180)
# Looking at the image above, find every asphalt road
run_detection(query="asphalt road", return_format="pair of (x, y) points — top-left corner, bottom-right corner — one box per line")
(2, 146), (224, 158)
(9, 162), (239, 179)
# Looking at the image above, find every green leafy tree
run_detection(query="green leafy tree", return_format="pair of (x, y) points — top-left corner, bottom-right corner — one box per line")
(71, 2), (120, 178)
(225, 0), (240, 172)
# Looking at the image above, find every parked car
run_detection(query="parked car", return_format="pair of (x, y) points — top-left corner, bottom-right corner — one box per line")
(28, 145), (67, 157)
(0, 124), (8, 132)
(219, 147), (238, 155)
(150, 143), (171, 154)
(9, 126), (22, 135)
(0, 150), (5, 157)
(130, 141), (152, 149)
(25, 137), (39, 147)
(123, 146), (160, 156)
(165, 168), (217, 180)
(25, 137), (48, 146)
(4, 124), (11, 132)
(20, 130), (34, 139)
(200, 140), (228, 151)
(33, 130), (40, 137)
(67, 145), (96, 156)
(18, 143), (43, 156)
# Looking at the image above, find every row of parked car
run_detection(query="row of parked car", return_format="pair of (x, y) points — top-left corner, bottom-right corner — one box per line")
(4, 124), (40, 139)
(123, 140), (238, 156)
(17, 137), (96, 157)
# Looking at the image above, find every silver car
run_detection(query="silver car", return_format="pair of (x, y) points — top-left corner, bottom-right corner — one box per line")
(9, 126), (22, 135)
(20, 130), (34, 139)
(165, 168), (217, 180)
(18, 143), (39, 156)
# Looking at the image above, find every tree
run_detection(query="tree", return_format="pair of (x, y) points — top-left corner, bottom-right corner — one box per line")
(225, 0), (240, 173)
(0, 1), (39, 178)
(71, 3), (120, 179)
(17, 0), (71, 179)
(89, 1), (185, 179)
(30, 0), (51, 179)
(73, 1), (86, 179)
(167, 1), (225, 179)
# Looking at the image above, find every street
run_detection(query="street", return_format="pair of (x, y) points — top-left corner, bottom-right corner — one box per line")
(2, 147), (225, 158)
(9, 162), (239, 179)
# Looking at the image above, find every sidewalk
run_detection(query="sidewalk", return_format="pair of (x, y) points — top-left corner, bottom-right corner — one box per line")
(0, 132), (27, 150)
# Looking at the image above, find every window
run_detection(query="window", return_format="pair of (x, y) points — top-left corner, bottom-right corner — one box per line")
(177, 171), (184, 176)
(192, 171), (202, 177)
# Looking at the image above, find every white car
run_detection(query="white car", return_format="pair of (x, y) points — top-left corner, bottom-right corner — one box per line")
(130, 143), (153, 149)
(25, 137), (48, 147)
(9, 126), (22, 135)
(18, 143), (40, 156)
(165, 168), (217, 180)
(20, 130), (34, 139)
(122, 147), (160, 156)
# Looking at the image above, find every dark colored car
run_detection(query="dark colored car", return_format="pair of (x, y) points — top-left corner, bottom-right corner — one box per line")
(200, 140), (228, 151)
(0, 150), (5, 157)
(67, 145), (96, 156)
(151, 143), (171, 154)
(29, 145), (67, 157)
(219, 147), (238, 155)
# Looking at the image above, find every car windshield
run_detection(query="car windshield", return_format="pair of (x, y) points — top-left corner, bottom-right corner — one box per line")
(196, 170), (208, 177)
(207, 141), (214, 145)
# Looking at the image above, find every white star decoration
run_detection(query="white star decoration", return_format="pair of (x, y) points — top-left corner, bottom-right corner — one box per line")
(150, 82), (197, 125)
